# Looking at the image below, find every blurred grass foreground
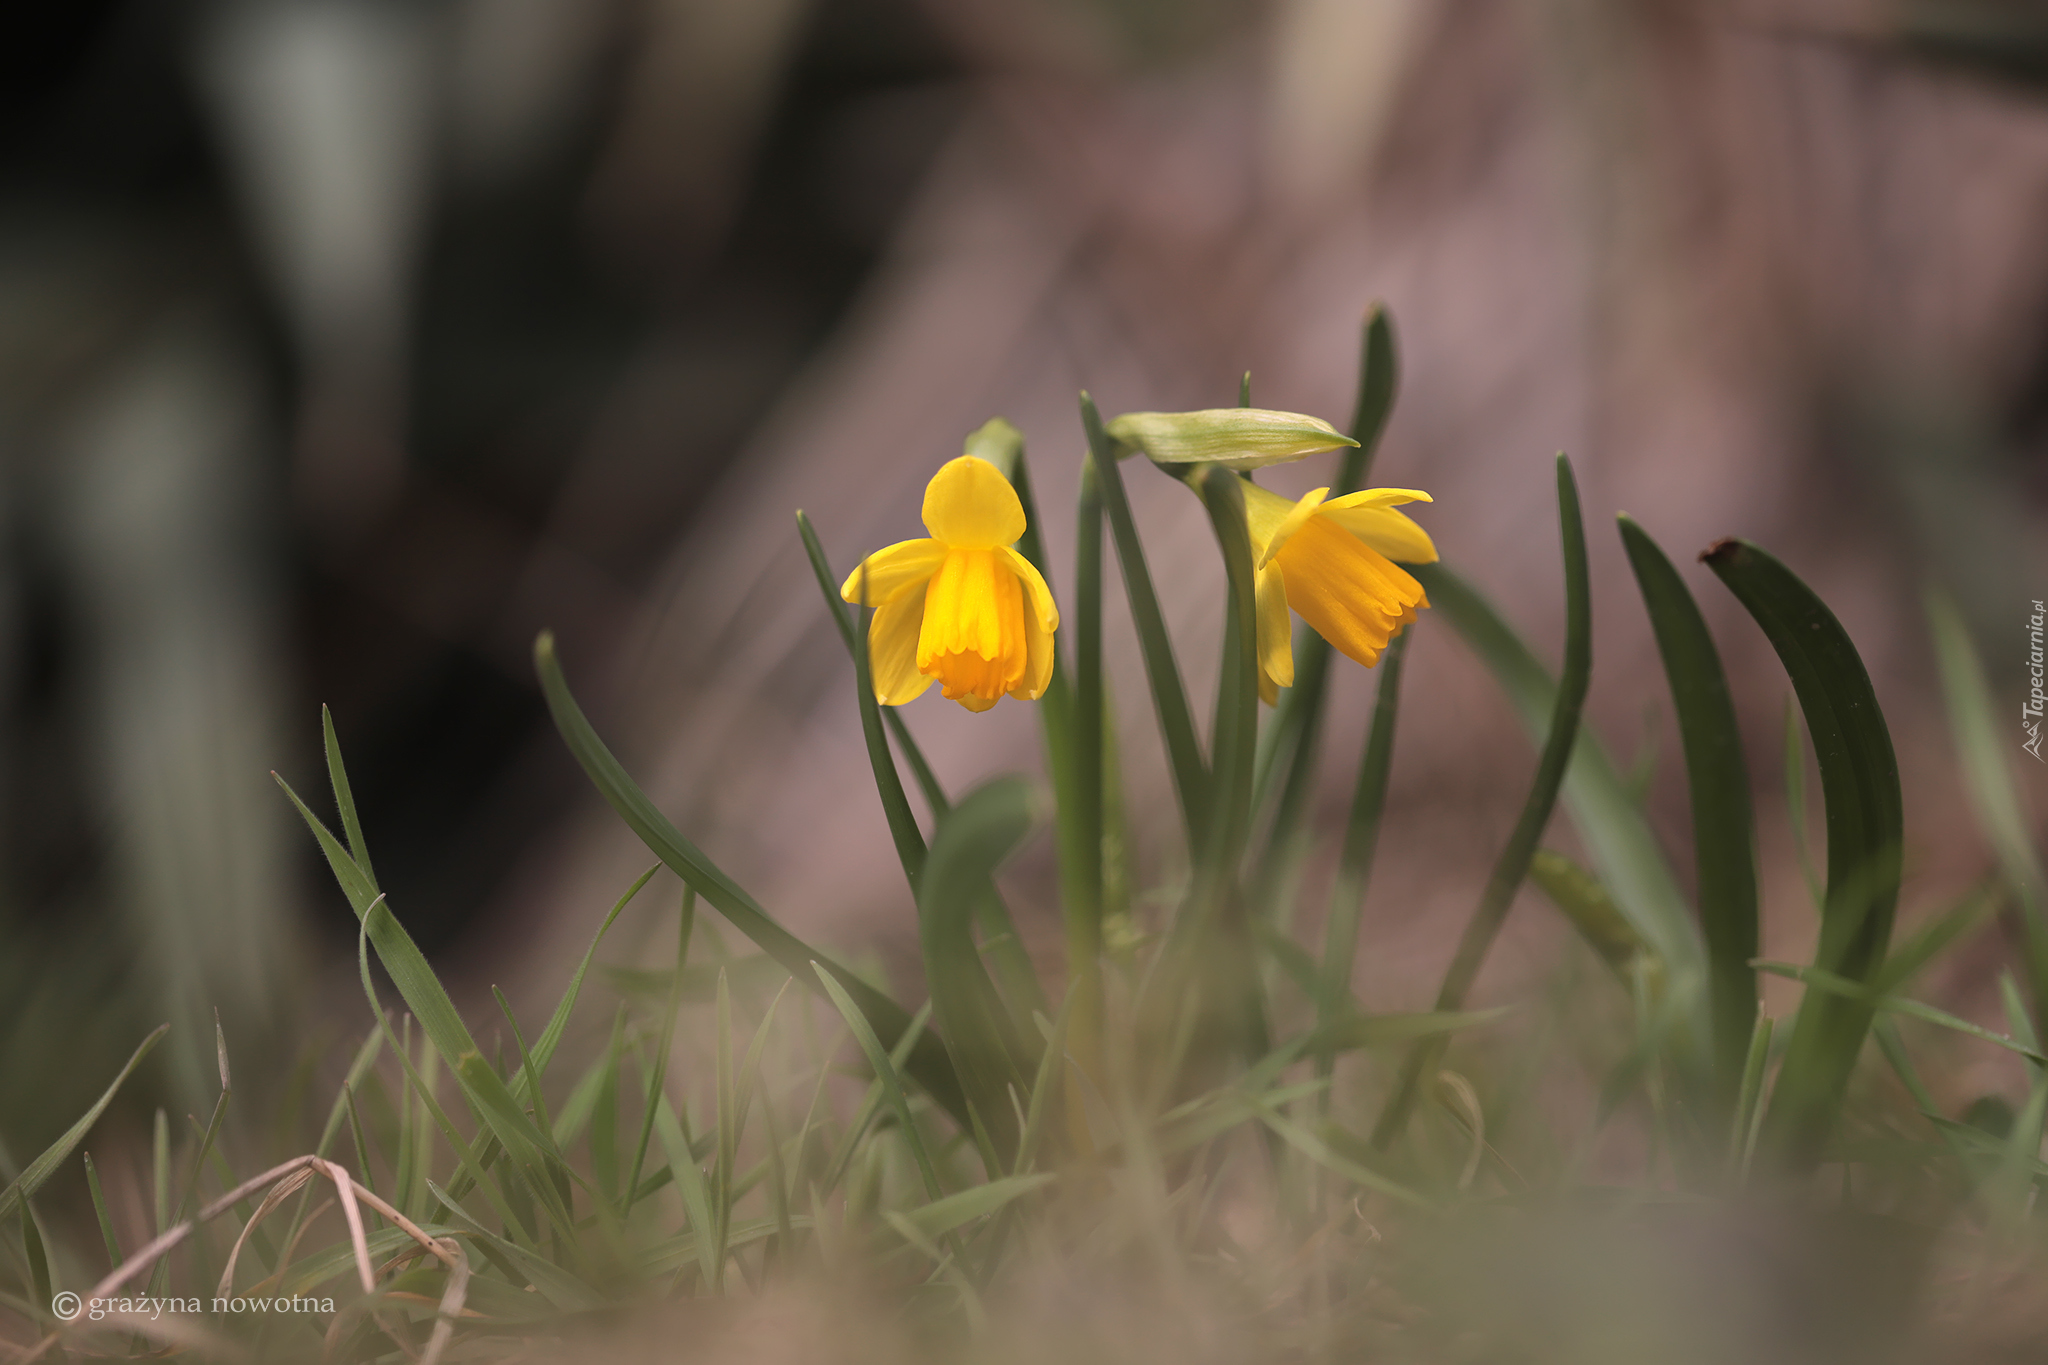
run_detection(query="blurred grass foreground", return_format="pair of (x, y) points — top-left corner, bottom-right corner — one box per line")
(3, 308), (2048, 1364)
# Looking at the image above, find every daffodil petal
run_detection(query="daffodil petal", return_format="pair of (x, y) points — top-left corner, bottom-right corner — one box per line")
(1255, 562), (1294, 693)
(953, 691), (1002, 713)
(869, 585), (935, 705)
(998, 546), (1060, 632)
(1258, 487), (1330, 569)
(1239, 478), (1299, 563)
(841, 538), (948, 605)
(1012, 594), (1055, 700)
(1320, 487), (1432, 511)
(921, 455), (1026, 549)
(1274, 514), (1428, 669)
(1318, 489), (1437, 564)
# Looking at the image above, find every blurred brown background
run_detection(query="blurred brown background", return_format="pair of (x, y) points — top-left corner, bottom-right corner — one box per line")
(2, 0), (2045, 1150)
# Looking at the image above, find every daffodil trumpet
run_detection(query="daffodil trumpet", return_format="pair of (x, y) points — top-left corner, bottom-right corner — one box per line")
(1237, 475), (1436, 704)
(840, 455), (1060, 713)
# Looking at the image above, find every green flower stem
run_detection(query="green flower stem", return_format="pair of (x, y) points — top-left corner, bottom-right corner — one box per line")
(1064, 454), (1107, 1069)
(1192, 464), (1269, 1060)
(1085, 391), (1210, 844)
(795, 510), (1041, 1020)
(1252, 306), (1400, 907)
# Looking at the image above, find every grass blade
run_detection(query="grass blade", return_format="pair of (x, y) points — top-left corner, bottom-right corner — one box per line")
(896, 1173), (1055, 1242)
(1927, 587), (2048, 1035)
(323, 704), (378, 891)
(1374, 454), (1591, 1147)
(1754, 961), (2046, 1065)
(1619, 514), (1758, 1111)
(1707, 538), (1903, 1172)
(812, 966), (949, 1210)
(651, 1096), (720, 1292)
(0, 1023), (166, 1227)
(83, 1152), (123, 1272)
(533, 631), (971, 1131)
(626, 888), (694, 1216)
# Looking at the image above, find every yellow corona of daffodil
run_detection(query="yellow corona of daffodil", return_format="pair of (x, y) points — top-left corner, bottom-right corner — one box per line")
(840, 456), (1058, 713)
(1241, 477), (1436, 704)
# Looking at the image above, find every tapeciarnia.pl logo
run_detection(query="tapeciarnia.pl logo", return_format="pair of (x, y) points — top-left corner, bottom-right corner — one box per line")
(2026, 599), (2045, 762)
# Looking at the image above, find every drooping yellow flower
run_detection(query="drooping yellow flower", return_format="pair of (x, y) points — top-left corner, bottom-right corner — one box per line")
(1240, 478), (1436, 704)
(840, 456), (1059, 713)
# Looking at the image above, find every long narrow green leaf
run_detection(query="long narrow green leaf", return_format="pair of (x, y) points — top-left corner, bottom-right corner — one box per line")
(322, 704), (378, 891)
(83, 1152), (122, 1272)
(1927, 588), (2048, 1035)
(1409, 564), (1703, 990)
(532, 631), (970, 1131)
(1066, 454), (1106, 996)
(1754, 961), (2045, 1064)
(795, 509), (947, 816)
(796, 511), (1041, 1019)
(424, 1183), (604, 1311)
(1295, 1008), (1514, 1067)
(850, 588), (930, 893)
(813, 966), (948, 1209)
(1874, 878), (2000, 997)
(1255, 305), (1400, 891)
(1317, 627), (1409, 1095)
(0, 1024), (165, 1227)
(1707, 538), (1903, 1172)
(357, 924), (534, 1247)
(817, 1000), (933, 1199)
(918, 777), (1041, 1167)
(1619, 514), (1758, 1111)
(896, 1173), (1055, 1241)
(1727, 1010), (1775, 1181)
(287, 770), (577, 1234)
(1375, 454), (1590, 1147)
(626, 888), (693, 1216)
(1085, 391), (1209, 839)
(651, 1095), (720, 1291)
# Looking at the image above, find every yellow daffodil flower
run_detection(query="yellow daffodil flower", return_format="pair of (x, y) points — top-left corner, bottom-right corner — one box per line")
(840, 456), (1059, 713)
(1240, 477), (1436, 704)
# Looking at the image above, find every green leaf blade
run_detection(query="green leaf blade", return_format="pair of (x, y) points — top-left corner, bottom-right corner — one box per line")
(1707, 538), (1904, 1172)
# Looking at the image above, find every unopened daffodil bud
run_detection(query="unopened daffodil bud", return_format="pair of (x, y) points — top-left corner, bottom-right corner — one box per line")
(961, 416), (1025, 479)
(1104, 407), (1359, 471)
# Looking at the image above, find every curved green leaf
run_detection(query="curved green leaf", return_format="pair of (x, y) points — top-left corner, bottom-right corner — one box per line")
(918, 776), (1043, 1166)
(1375, 453), (1591, 1146)
(1407, 564), (1704, 992)
(0, 1024), (166, 1227)
(1620, 514), (1758, 1110)
(1706, 538), (1902, 1172)
(532, 632), (971, 1131)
